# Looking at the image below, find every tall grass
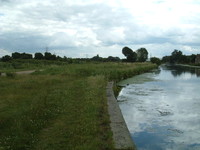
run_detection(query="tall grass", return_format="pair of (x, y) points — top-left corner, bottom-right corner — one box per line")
(0, 62), (156, 150)
(0, 59), (68, 72)
(33, 62), (156, 82)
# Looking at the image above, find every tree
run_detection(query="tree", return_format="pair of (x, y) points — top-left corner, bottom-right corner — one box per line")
(34, 52), (44, 59)
(1, 55), (12, 62)
(122, 47), (133, 57)
(150, 57), (161, 65)
(189, 54), (196, 63)
(162, 56), (171, 63)
(136, 48), (148, 62)
(179, 55), (190, 64)
(21, 53), (32, 59)
(170, 49), (183, 63)
(12, 52), (21, 59)
(91, 54), (103, 61)
(11, 52), (32, 59)
(44, 52), (51, 60)
(44, 52), (56, 60)
(107, 56), (120, 62)
(162, 51), (197, 64)
(122, 47), (137, 62)
(127, 52), (137, 62)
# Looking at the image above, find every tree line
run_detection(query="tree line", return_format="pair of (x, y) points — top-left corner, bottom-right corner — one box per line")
(0, 52), (121, 63)
(1, 46), (166, 64)
(162, 49), (198, 64)
(1, 52), (61, 61)
(1, 46), (150, 63)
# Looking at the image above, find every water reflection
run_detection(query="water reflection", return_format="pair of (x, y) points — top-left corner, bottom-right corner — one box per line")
(118, 65), (200, 150)
(163, 65), (200, 77)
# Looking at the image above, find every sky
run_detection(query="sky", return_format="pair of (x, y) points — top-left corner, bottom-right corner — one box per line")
(0, 0), (200, 58)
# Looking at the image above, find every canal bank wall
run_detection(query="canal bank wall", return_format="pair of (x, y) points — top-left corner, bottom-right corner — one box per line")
(107, 82), (136, 150)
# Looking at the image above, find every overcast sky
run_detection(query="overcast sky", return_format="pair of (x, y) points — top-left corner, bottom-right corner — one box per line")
(0, 0), (200, 58)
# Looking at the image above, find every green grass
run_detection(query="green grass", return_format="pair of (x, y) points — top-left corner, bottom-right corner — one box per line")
(0, 62), (157, 150)
(0, 59), (68, 73)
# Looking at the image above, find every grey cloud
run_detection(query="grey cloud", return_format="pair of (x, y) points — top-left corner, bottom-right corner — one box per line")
(0, 32), (50, 52)
(0, 31), (81, 53)
(0, 0), (10, 3)
(1, 0), (200, 58)
(1, 1), (133, 48)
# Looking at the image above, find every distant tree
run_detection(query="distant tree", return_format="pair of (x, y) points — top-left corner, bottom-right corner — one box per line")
(1, 55), (12, 62)
(162, 56), (171, 63)
(122, 47), (137, 62)
(12, 52), (21, 59)
(63, 56), (69, 62)
(68, 58), (73, 64)
(122, 47), (133, 57)
(189, 54), (196, 63)
(136, 48), (148, 62)
(162, 51), (197, 64)
(34, 52), (44, 59)
(170, 49), (183, 63)
(51, 54), (57, 60)
(107, 56), (120, 62)
(21, 53), (32, 59)
(179, 55), (190, 64)
(44, 52), (56, 60)
(127, 52), (137, 62)
(150, 57), (161, 65)
(44, 52), (52, 60)
(56, 56), (63, 61)
(91, 54), (103, 61)
(11, 52), (32, 59)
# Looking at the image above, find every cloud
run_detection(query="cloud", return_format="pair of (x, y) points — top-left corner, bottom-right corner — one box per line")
(0, 49), (11, 57)
(0, 31), (50, 51)
(0, 0), (10, 3)
(0, 0), (200, 58)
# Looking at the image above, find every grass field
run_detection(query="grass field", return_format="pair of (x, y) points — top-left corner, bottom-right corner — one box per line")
(0, 61), (157, 150)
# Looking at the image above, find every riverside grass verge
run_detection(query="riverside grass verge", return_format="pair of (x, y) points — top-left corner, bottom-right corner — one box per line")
(0, 62), (157, 150)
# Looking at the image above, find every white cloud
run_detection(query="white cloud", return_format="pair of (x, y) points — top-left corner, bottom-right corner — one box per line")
(0, 0), (200, 58)
(0, 49), (11, 57)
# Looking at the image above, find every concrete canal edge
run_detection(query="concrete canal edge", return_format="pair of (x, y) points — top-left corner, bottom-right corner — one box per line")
(106, 82), (136, 150)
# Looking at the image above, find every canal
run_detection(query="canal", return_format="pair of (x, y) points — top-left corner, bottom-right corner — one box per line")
(117, 65), (200, 150)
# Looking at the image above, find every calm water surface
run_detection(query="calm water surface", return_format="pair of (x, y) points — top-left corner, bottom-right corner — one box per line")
(117, 65), (200, 150)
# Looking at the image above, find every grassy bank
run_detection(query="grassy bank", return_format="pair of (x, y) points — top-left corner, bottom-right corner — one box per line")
(0, 62), (156, 150)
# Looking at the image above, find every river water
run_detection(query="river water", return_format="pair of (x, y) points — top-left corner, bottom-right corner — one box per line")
(117, 65), (200, 150)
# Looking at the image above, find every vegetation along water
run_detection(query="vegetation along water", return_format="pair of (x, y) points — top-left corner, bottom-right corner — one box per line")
(0, 60), (156, 150)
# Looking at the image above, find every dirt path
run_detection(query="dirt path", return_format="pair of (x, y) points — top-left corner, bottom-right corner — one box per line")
(15, 70), (36, 75)
(106, 82), (136, 150)
(1, 70), (36, 76)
